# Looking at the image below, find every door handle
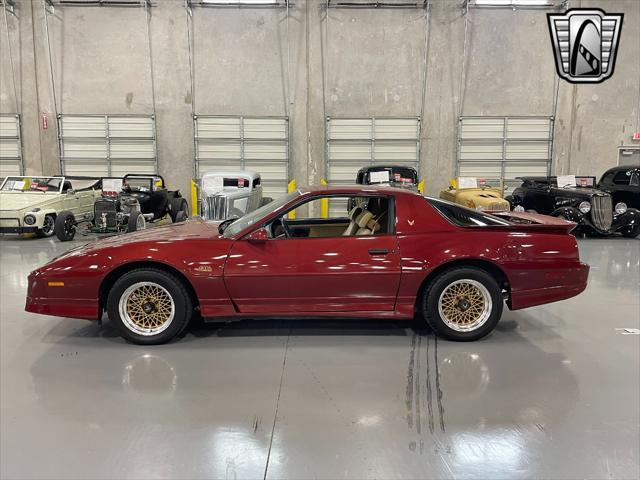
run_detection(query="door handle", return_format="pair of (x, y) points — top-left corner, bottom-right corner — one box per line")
(368, 248), (389, 256)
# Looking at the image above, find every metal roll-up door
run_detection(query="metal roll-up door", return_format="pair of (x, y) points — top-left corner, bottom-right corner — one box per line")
(59, 114), (157, 176)
(0, 114), (23, 177)
(194, 116), (289, 199)
(326, 117), (420, 186)
(458, 116), (553, 188)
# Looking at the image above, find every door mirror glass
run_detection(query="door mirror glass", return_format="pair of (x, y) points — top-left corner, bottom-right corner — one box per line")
(246, 227), (269, 242)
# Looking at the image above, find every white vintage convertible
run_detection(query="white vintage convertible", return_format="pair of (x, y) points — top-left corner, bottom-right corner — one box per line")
(0, 176), (101, 238)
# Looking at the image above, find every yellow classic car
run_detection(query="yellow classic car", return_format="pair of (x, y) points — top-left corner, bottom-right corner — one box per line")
(439, 178), (510, 212)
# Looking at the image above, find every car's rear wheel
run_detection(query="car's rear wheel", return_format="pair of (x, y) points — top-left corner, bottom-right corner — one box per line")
(36, 214), (56, 238)
(174, 210), (188, 222)
(170, 198), (189, 222)
(421, 267), (503, 341)
(107, 269), (193, 345)
(54, 211), (76, 241)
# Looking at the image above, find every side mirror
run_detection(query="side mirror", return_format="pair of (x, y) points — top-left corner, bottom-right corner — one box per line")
(246, 227), (269, 243)
(66, 189), (76, 195)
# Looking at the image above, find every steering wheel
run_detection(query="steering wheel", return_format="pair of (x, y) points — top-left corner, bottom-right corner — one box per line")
(270, 215), (291, 239)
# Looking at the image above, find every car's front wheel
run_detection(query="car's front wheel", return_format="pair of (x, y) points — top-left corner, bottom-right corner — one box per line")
(421, 267), (503, 341)
(128, 211), (146, 232)
(36, 214), (56, 238)
(107, 268), (193, 345)
(620, 223), (640, 238)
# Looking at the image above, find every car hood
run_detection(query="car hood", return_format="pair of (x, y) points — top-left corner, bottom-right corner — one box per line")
(92, 219), (223, 248)
(0, 192), (60, 212)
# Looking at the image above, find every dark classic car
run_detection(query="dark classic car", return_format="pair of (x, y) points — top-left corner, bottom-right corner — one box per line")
(507, 176), (640, 238)
(355, 165), (419, 191)
(54, 174), (189, 241)
(597, 165), (640, 210)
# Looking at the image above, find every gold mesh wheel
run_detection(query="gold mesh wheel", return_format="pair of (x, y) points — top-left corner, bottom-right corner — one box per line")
(437, 279), (492, 332)
(118, 282), (175, 336)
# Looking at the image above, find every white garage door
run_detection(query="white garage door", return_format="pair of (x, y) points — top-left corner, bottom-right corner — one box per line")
(0, 114), (23, 177)
(59, 115), (157, 177)
(326, 117), (420, 186)
(458, 117), (553, 187)
(194, 116), (289, 199)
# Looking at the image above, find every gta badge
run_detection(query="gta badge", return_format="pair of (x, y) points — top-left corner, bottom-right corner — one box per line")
(547, 9), (623, 84)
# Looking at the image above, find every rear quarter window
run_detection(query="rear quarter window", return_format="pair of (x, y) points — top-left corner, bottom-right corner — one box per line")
(425, 197), (511, 227)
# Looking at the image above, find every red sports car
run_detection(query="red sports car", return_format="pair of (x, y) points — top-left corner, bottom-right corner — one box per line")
(25, 186), (589, 344)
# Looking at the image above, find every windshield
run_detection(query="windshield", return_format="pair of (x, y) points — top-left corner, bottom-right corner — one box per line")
(0, 177), (63, 193)
(222, 191), (301, 238)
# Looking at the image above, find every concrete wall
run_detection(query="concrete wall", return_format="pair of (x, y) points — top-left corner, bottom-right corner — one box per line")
(1, 0), (638, 201)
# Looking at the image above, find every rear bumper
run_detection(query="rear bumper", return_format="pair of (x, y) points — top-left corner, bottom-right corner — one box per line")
(25, 296), (99, 320)
(509, 262), (589, 310)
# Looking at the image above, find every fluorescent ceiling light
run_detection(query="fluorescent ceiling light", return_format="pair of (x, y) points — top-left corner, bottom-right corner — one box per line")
(201, 0), (281, 4)
(474, 0), (554, 6)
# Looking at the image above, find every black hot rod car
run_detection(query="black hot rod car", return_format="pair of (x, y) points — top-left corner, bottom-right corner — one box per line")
(507, 176), (640, 238)
(54, 174), (189, 241)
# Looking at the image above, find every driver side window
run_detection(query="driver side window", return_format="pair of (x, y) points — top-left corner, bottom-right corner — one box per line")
(267, 195), (392, 239)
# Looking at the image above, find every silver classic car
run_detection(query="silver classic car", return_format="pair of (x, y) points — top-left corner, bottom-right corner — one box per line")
(0, 176), (101, 237)
(199, 170), (271, 221)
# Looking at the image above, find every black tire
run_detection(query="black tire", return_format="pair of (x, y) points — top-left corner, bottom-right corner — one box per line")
(107, 268), (193, 345)
(36, 214), (56, 238)
(620, 223), (640, 238)
(420, 267), (503, 342)
(174, 210), (188, 223)
(170, 198), (189, 222)
(127, 211), (145, 232)
(54, 211), (76, 241)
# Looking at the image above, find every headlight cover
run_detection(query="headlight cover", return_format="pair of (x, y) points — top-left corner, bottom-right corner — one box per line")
(615, 202), (627, 215)
(578, 201), (591, 214)
(23, 214), (36, 225)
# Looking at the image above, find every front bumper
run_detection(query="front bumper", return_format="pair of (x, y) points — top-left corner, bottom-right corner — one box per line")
(559, 208), (640, 235)
(0, 218), (38, 234)
(0, 226), (39, 234)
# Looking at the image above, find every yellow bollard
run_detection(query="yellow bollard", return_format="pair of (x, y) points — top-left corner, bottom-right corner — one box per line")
(449, 178), (457, 189)
(190, 179), (198, 217)
(287, 179), (296, 219)
(320, 179), (329, 218)
(418, 180), (425, 194)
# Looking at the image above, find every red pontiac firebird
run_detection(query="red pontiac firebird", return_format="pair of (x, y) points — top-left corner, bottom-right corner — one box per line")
(26, 186), (589, 344)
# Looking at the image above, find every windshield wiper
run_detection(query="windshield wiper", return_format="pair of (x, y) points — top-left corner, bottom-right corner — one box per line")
(218, 217), (239, 234)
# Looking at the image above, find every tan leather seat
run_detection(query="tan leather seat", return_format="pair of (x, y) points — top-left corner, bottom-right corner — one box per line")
(355, 211), (381, 236)
(342, 207), (363, 236)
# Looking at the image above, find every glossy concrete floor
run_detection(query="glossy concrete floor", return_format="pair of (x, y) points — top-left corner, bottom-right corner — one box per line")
(0, 235), (638, 480)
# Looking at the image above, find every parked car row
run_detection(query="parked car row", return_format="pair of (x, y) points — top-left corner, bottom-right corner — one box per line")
(354, 165), (639, 238)
(0, 174), (189, 241)
(2, 165), (638, 241)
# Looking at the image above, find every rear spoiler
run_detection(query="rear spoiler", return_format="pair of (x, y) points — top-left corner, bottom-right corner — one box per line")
(493, 211), (577, 234)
